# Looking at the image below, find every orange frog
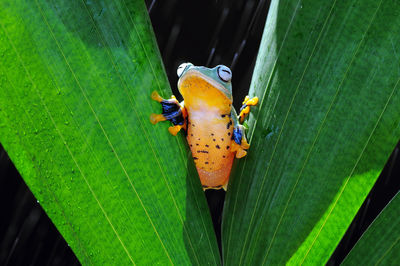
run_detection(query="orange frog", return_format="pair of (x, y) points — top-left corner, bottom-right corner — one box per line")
(150, 63), (258, 190)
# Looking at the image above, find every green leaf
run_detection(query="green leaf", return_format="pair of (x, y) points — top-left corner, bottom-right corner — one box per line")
(342, 192), (400, 265)
(223, 0), (400, 265)
(0, 0), (219, 265)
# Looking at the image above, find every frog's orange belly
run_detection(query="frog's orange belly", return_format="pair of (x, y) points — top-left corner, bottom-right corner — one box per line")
(187, 115), (234, 188)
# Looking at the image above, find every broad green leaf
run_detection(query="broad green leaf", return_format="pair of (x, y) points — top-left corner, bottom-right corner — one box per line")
(342, 192), (400, 265)
(223, 0), (400, 265)
(0, 0), (219, 265)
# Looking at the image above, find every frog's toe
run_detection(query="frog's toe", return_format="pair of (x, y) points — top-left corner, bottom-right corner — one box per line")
(151, 91), (164, 102)
(168, 125), (183, 136)
(245, 96), (259, 106)
(236, 148), (247, 159)
(150, 113), (166, 124)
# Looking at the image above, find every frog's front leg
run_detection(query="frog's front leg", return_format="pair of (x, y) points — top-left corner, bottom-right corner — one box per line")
(231, 123), (250, 158)
(239, 95), (259, 123)
(229, 108), (249, 158)
(230, 96), (258, 158)
(150, 91), (187, 136)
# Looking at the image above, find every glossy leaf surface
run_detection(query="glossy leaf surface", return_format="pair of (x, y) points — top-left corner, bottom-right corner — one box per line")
(0, 1), (219, 265)
(223, 0), (400, 264)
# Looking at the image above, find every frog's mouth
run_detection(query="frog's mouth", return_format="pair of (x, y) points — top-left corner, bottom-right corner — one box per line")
(178, 69), (233, 104)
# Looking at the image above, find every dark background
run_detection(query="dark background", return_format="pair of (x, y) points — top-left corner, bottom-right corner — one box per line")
(1, 0), (399, 265)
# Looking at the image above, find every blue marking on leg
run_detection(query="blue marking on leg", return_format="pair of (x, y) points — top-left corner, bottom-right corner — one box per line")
(233, 127), (242, 144)
(161, 100), (184, 125)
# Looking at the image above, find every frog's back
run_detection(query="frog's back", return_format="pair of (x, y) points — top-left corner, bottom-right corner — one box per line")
(187, 108), (234, 188)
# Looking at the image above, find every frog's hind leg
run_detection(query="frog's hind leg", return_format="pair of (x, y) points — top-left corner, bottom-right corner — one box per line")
(231, 125), (250, 158)
(228, 107), (252, 158)
(150, 91), (187, 136)
(239, 95), (258, 123)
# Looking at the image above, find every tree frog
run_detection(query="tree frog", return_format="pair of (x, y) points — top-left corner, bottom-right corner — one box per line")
(150, 63), (258, 190)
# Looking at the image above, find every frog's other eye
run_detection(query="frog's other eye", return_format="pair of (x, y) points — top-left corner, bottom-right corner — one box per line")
(177, 63), (192, 77)
(217, 65), (232, 82)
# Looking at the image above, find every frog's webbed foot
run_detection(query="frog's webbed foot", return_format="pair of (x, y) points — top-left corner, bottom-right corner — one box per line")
(150, 91), (187, 136)
(239, 95), (258, 123)
(230, 125), (250, 159)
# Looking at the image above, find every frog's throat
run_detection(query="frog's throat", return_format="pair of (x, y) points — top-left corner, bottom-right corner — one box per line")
(178, 69), (233, 103)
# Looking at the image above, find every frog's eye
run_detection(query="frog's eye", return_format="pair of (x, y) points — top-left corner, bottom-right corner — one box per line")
(177, 63), (192, 77)
(217, 65), (232, 82)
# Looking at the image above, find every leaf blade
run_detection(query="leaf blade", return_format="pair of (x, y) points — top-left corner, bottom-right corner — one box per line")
(0, 0), (219, 264)
(223, 0), (400, 264)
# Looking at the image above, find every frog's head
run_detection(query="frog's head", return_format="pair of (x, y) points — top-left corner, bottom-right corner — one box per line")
(177, 63), (233, 109)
